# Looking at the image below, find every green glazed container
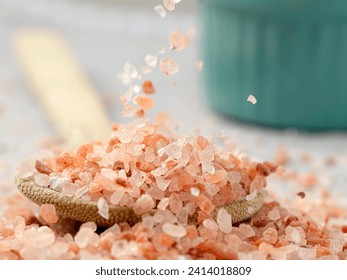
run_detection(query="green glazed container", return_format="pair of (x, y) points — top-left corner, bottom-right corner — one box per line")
(201, 0), (347, 130)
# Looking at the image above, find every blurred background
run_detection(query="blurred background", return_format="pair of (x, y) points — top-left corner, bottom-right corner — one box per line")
(0, 0), (347, 203)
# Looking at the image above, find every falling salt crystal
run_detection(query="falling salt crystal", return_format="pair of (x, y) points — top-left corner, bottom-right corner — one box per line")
(134, 95), (154, 110)
(247, 94), (257, 104)
(110, 190), (124, 205)
(156, 176), (171, 191)
(133, 85), (141, 94)
(119, 85), (133, 106)
(133, 194), (155, 215)
(157, 46), (166, 54)
(245, 191), (257, 201)
(97, 197), (109, 219)
(75, 227), (94, 249)
(202, 219), (218, 231)
(119, 63), (139, 85)
(121, 105), (136, 117)
(154, 5), (167, 18)
(169, 30), (190, 51)
(190, 187), (200, 197)
(163, 0), (175, 11)
(217, 208), (232, 234)
(195, 60), (203, 72)
(145, 54), (158, 68)
(157, 197), (170, 210)
(276, 165), (285, 176)
(162, 223), (187, 238)
(40, 204), (59, 224)
(34, 173), (49, 187)
(188, 27), (197, 38)
(159, 58), (179, 75)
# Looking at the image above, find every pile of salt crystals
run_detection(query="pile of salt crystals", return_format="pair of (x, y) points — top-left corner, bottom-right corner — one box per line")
(16, 116), (275, 223)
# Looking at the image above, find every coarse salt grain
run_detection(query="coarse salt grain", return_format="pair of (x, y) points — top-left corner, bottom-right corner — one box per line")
(134, 95), (154, 110)
(157, 46), (166, 54)
(97, 197), (109, 219)
(195, 60), (203, 72)
(142, 80), (156, 94)
(285, 226), (306, 246)
(157, 197), (170, 210)
(217, 208), (232, 234)
(267, 209), (281, 221)
(75, 227), (95, 249)
(262, 227), (278, 244)
(40, 204), (59, 224)
(163, 0), (175, 11)
(159, 58), (179, 75)
(34, 173), (49, 187)
(154, 5), (167, 18)
(133, 194), (155, 215)
(190, 187), (200, 197)
(162, 223), (187, 238)
(247, 94), (257, 105)
(169, 30), (190, 51)
(145, 54), (158, 68)
(202, 219), (218, 231)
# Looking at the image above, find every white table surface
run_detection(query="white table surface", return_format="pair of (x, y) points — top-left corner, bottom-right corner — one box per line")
(0, 0), (346, 205)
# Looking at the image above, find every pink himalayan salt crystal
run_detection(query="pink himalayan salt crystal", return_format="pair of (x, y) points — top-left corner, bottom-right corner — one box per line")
(81, 221), (97, 232)
(16, 159), (36, 179)
(75, 227), (95, 249)
(23, 227), (55, 249)
(267, 209), (281, 221)
(190, 187), (200, 197)
(262, 227), (278, 244)
(156, 176), (171, 191)
(157, 197), (170, 210)
(239, 224), (256, 238)
(285, 226), (306, 246)
(119, 85), (133, 106)
(247, 94), (257, 105)
(144, 147), (155, 162)
(228, 171), (241, 183)
(298, 247), (316, 260)
(101, 168), (117, 181)
(217, 208), (232, 234)
(134, 95), (154, 110)
(163, 0), (175, 11)
(205, 183), (220, 196)
(169, 30), (190, 51)
(34, 173), (49, 187)
(49, 176), (71, 191)
(276, 165), (286, 176)
(162, 223), (187, 238)
(245, 191), (257, 201)
(202, 219), (219, 231)
(40, 204), (59, 224)
(97, 197), (109, 219)
(133, 194), (155, 215)
(159, 58), (179, 75)
(110, 189), (124, 205)
(119, 63), (139, 85)
(196, 195), (215, 214)
(169, 193), (183, 214)
(205, 169), (227, 183)
(145, 54), (158, 68)
(195, 60), (203, 72)
(162, 142), (182, 159)
(154, 5), (167, 18)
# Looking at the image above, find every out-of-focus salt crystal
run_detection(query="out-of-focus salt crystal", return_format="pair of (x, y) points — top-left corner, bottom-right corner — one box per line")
(205, 169), (227, 183)
(157, 46), (166, 54)
(239, 224), (256, 238)
(217, 208), (232, 234)
(16, 159), (36, 179)
(276, 165), (286, 176)
(169, 193), (183, 214)
(262, 227), (278, 244)
(40, 204), (59, 224)
(133, 194), (155, 215)
(79, 171), (93, 183)
(155, 176), (171, 191)
(190, 187), (200, 197)
(14, 216), (26, 238)
(110, 189), (124, 205)
(267, 209), (281, 221)
(133, 85), (141, 94)
(121, 105), (136, 117)
(49, 176), (71, 191)
(119, 63), (139, 85)
(101, 168), (117, 181)
(169, 30), (190, 51)
(144, 147), (155, 162)
(228, 171), (241, 183)
(195, 60), (203, 72)
(141, 66), (152, 74)
(134, 95), (154, 110)
(81, 221), (97, 232)
(157, 197), (170, 210)
(199, 145), (214, 163)
(111, 240), (139, 259)
(173, 0), (181, 3)
(162, 223), (187, 238)
(154, 5), (167, 18)
(245, 191), (257, 201)
(145, 54), (158, 68)
(34, 173), (49, 187)
(62, 183), (78, 196)
(35, 226), (55, 248)
(202, 219), (219, 231)
(159, 58), (179, 75)
(97, 197), (109, 219)
(188, 27), (197, 38)
(285, 226), (306, 246)
(298, 248), (316, 260)
(247, 94), (257, 104)
(75, 227), (94, 249)
(119, 85), (133, 106)
(163, 0), (175, 11)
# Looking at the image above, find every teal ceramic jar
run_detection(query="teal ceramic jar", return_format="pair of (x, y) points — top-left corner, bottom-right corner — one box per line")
(201, 0), (347, 130)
